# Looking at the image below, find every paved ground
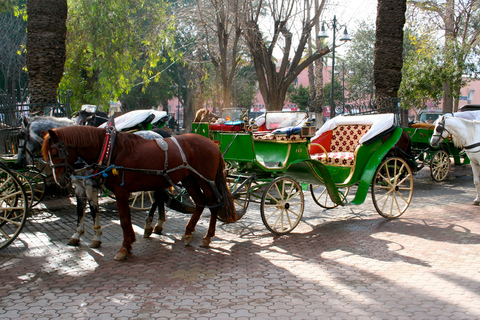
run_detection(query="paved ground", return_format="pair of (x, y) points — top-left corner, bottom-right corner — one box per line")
(1, 165), (480, 319)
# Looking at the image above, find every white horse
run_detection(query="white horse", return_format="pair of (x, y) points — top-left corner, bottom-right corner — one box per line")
(430, 115), (480, 205)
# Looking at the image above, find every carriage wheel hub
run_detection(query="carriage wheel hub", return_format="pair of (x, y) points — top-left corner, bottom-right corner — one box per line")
(284, 203), (290, 209)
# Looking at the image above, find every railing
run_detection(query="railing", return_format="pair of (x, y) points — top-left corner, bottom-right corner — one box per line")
(0, 89), (73, 155)
(340, 97), (407, 126)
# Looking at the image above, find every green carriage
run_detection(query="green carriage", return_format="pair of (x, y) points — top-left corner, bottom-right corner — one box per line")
(193, 109), (413, 235)
(403, 124), (469, 182)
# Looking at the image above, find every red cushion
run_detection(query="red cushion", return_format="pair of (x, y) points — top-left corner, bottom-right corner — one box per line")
(209, 124), (243, 131)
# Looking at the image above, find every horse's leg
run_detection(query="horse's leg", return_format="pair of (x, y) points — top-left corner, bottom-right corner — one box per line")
(85, 180), (102, 248)
(114, 190), (136, 261)
(68, 181), (86, 246)
(144, 200), (158, 238)
(196, 184), (218, 248)
(182, 184), (206, 246)
(153, 190), (168, 235)
(470, 160), (480, 205)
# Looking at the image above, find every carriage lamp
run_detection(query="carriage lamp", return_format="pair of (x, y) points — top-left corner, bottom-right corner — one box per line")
(317, 15), (352, 118)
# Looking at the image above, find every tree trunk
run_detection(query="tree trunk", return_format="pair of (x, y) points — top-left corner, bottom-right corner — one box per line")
(373, 0), (406, 103)
(26, 0), (67, 113)
(442, 0), (455, 113)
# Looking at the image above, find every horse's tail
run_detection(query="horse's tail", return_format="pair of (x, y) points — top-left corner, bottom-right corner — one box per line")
(215, 154), (238, 223)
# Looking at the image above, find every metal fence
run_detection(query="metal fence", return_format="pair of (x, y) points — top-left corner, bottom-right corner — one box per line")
(341, 97), (408, 126)
(0, 89), (72, 156)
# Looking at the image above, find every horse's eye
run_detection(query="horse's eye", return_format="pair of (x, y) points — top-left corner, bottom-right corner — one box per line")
(435, 125), (444, 133)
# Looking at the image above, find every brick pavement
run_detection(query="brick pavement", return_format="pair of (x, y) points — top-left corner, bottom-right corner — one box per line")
(1, 165), (479, 319)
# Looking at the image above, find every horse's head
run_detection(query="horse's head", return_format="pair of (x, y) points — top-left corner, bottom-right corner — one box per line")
(430, 115), (449, 148)
(41, 129), (78, 188)
(18, 117), (75, 167)
(16, 117), (41, 167)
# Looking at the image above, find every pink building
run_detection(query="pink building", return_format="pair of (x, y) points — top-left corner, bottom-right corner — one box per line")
(251, 65), (333, 114)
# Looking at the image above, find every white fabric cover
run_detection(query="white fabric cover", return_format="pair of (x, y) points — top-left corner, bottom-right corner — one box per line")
(99, 110), (167, 131)
(449, 110), (480, 121)
(313, 113), (395, 144)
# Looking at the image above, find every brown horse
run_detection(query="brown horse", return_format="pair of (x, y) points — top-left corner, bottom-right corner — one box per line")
(193, 108), (219, 122)
(41, 126), (237, 260)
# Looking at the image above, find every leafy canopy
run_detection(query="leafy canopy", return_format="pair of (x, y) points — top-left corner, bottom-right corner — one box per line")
(60, 0), (176, 110)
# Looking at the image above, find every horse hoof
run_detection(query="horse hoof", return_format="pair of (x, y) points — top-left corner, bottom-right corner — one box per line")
(184, 235), (193, 246)
(153, 226), (163, 235)
(114, 249), (129, 261)
(90, 240), (101, 248)
(473, 200), (480, 206)
(200, 238), (211, 248)
(68, 238), (80, 246)
(143, 227), (153, 238)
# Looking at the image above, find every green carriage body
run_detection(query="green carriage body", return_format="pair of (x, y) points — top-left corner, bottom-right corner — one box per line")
(403, 126), (468, 166)
(193, 117), (404, 207)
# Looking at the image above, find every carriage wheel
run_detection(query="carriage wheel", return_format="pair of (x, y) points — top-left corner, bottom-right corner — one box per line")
(129, 191), (154, 210)
(0, 166), (29, 250)
(167, 187), (196, 214)
(372, 157), (413, 219)
(227, 176), (251, 218)
(430, 150), (450, 182)
(11, 171), (35, 209)
(21, 167), (47, 207)
(310, 185), (350, 209)
(260, 177), (304, 235)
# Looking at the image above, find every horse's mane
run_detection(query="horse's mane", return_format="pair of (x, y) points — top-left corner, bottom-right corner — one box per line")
(445, 117), (480, 148)
(43, 126), (141, 159)
(28, 116), (75, 144)
(29, 116), (74, 127)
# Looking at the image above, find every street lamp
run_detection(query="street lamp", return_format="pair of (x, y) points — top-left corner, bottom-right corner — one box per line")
(317, 15), (352, 118)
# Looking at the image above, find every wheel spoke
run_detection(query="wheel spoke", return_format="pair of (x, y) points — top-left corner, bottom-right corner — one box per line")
(372, 157), (413, 219)
(261, 177), (304, 235)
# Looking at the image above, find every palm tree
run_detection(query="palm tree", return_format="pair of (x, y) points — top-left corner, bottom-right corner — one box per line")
(373, 0), (407, 104)
(26, 0), (67, 114)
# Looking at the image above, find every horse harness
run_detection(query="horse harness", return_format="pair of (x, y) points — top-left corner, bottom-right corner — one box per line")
(433, 116), (480, 152)
(48, 127), (223, 204)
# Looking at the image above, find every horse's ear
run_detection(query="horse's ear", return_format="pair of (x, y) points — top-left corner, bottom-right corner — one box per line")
(44, 129), (58, 141)
(21, 116), (28, 128)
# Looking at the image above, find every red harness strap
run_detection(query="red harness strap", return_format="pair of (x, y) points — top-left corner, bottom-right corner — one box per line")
(95, 115), (117, 174)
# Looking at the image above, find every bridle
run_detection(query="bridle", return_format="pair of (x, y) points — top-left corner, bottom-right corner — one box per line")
(46, 138), (75, 184)
(431, 117), (450, 143)
(432, 116), (480, 151)
(17, 124), (42, 165)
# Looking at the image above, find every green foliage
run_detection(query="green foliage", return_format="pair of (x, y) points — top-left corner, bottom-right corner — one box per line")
(59, 0), (176, 111)
(232, 64), (257, 109)
(119, 71), (174, 110)
(287, 84), (310, 110)
(399, 31), (446, 113)
(0, 0), (15, 13)
(322, 79), (343, 107)
(344, 21), (376, 101)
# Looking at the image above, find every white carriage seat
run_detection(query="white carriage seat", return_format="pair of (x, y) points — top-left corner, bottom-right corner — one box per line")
(253, 114), (311, 142)
(310, 114), (395, 166)
(99, 110), (168, 132)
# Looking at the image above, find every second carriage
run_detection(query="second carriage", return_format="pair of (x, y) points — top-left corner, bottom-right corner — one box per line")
(403, 121), (470, 182)
(193, 109), (414, 234)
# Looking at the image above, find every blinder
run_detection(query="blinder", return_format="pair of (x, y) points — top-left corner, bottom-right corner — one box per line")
(435, 124), (445, 134)
(432, 117), (449, 138)
(47, 139), (74, 173)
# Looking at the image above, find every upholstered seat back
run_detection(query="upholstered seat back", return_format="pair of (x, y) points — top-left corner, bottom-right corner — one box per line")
(310, 124), (371, 167)
(330, 125), (371, 153)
